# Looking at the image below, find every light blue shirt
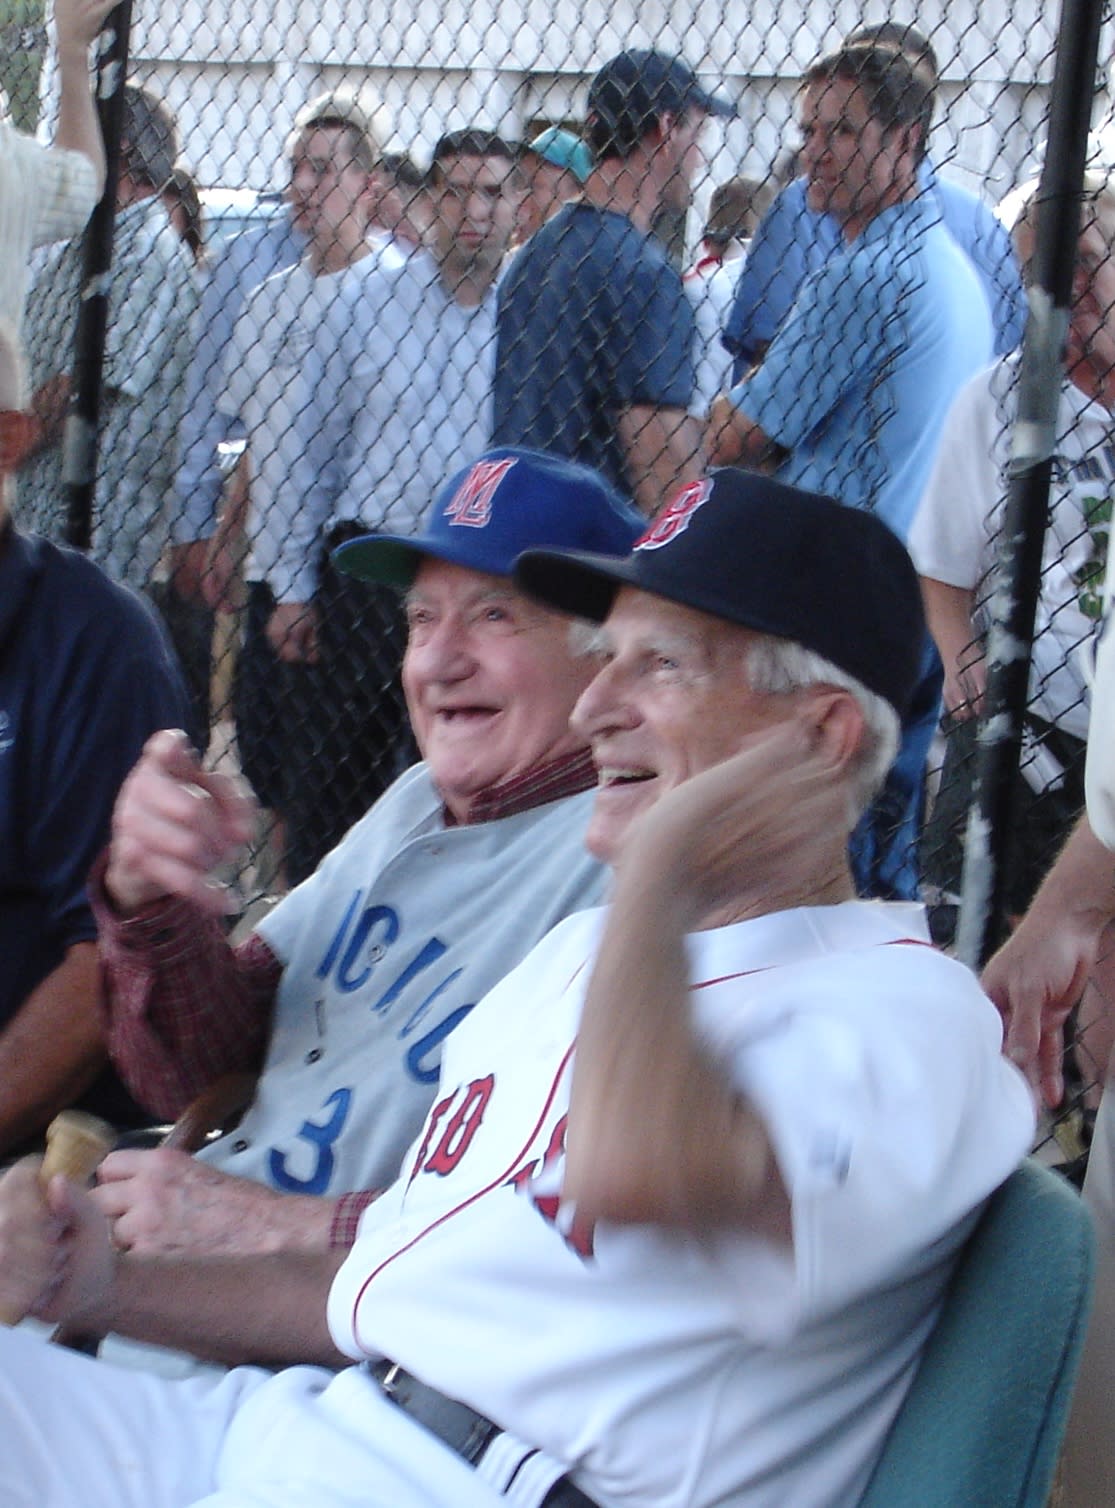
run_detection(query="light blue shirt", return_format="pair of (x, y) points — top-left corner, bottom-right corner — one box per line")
(171, 214), (305, 545)
(724, 165), (1024, 375)
(730, 196), (994, 542)
(291, 250), (497, 601)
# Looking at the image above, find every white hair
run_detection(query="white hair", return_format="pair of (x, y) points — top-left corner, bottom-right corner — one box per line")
(744, 634), (901, 813)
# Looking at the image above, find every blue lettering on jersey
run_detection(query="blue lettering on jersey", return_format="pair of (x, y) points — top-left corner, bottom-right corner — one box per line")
(268, 1086), (353, 1194)
(313, 893), (475, 1083)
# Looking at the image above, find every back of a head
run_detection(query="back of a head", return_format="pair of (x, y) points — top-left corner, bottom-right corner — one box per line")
(585, 49), (735, 161)
(121, 84), (180, 191)
(705, 176), (773, 243)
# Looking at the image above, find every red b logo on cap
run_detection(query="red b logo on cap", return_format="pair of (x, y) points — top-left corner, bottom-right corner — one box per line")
(636, 478), (711, 550)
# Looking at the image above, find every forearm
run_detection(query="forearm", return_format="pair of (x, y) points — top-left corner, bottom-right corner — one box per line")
(85, 1248), (348, 1367)
(919, 576), (982, 713)
(53, 27), (105, 197)
(565, 863), (785, 1236)
(92, 858), (278, 1117)
(0, 943), (106, 1154)
(1027, 815), (1115, 935)
(617, 405), (704, 518)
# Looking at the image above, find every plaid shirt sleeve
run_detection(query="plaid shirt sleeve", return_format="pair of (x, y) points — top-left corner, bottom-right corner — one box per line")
(90, 850), (282, 1120)
(329, 1188), (384, 1248)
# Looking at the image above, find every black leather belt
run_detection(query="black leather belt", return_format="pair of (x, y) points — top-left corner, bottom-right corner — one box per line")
(365, 1359), (599, 1508)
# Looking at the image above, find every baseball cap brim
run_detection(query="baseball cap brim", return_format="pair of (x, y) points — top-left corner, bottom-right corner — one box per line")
(335, 532), (482, 589)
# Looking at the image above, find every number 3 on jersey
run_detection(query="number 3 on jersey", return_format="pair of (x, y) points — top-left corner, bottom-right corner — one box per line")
(267, 1087), (353, 1194)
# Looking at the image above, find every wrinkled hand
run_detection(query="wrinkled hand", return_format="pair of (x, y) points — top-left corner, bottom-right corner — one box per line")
(267, 601), (319, 664)
(105, 729), (256, 915)
(982, 917), (1098, 1108)
(0, 1160), (113, 1326)
(616, 720), (853, 929)
(92, 1148), (330, 1256)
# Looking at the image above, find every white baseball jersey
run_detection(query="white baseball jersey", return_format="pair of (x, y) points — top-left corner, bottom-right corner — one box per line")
(910, 354), (1114, 741)
(327, 899), (1034, 1508)
(0, 899), (1034, 1508)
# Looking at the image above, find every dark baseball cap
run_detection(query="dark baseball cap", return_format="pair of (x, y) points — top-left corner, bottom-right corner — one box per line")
(334, 447), (644, 589)
(587, 50), (737, 148)
(514, 469), (925, 717)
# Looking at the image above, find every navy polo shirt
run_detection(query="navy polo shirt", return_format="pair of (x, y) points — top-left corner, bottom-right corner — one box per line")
(0, 526), (190, 1029)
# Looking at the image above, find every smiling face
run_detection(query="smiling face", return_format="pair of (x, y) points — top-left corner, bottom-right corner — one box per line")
(402, 560), (595, 821)
(570, 588), (802, 864)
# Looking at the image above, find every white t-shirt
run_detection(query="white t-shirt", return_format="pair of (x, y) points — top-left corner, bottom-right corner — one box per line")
(329, 899), (1034, 1508)
(911, 354), (1113, 740)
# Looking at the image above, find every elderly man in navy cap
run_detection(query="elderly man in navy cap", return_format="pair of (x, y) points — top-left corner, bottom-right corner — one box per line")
(0, 468), (1031, 1508)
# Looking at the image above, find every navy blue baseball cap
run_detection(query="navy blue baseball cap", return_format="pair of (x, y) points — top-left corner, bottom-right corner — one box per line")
(587, 51), (737, 153)
(514, 469), (925, 717)
(334, 447), (644, 589)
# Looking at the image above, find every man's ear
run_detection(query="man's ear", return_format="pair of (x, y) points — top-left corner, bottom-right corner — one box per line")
(804, 687), (868, 775)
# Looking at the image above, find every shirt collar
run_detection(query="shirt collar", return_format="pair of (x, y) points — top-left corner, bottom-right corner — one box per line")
(446, 747), (597, 826)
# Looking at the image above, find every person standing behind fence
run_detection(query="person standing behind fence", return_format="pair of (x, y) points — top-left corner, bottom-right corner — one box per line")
(708, 41), (993, 901)
(493, 49), (734, 515)
(0, 0), (117, 338)
(17, 85), (198, 601)
(913, 178), (1115, 947)
(0, 320), (191, 1158)
(283, 130), (520, 880)
(721, 23), (1025, 378)
(203, 91), (392, 887)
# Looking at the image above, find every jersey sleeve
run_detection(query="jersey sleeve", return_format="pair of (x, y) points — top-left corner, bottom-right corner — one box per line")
(711, 949), (1034, 1334)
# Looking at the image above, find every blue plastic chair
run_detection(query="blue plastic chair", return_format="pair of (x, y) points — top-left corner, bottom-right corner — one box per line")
(859, 1158), (1094, 1508)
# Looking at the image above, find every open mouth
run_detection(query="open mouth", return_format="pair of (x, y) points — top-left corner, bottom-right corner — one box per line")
(597, 767), (655, 788)
(437, 705), (499, 723)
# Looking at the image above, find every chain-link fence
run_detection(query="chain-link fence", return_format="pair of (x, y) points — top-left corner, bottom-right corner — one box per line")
(9, 0), (1115, 1160)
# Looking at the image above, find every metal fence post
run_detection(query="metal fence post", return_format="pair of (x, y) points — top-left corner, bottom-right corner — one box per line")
(62, 0), (132, 551)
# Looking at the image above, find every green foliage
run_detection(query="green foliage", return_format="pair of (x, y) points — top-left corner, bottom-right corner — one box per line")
(0, 0), (47, 132)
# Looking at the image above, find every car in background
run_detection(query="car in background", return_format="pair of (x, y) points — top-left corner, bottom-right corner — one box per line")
(199, 187), (288, 251)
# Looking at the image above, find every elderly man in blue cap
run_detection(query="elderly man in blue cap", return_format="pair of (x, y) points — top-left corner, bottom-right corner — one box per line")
(0, 468), (1031, 1508)
(27, 449), (640, 1381)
